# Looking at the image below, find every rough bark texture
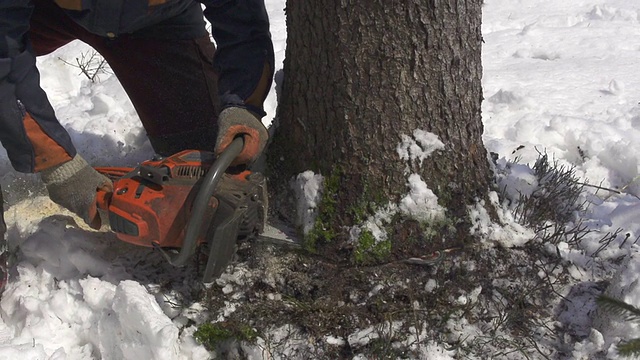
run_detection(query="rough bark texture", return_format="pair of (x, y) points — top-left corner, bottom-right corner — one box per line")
(269, 0), (491, 246)
(0, 186), (4, 237)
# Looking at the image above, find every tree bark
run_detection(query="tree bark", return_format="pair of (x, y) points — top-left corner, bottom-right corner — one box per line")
(269, 0), (491, 252)
(0, 186), (4, 238)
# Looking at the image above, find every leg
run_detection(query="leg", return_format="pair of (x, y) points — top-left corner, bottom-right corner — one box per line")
(92, 35), (221, 156)
(30, 0), (220, 156)
(28, 0), (88, 56)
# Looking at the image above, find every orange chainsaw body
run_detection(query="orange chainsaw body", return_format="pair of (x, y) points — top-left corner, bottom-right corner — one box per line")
(95, 150), (264, 250)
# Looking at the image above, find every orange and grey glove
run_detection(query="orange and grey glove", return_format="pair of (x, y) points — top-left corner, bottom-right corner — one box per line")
(40, 155), (113, 229)
(215, 107), (268, 166)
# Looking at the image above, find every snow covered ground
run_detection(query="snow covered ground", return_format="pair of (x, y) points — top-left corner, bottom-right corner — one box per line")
(483, 1), (640, 358)
(0, 0), (639, 359)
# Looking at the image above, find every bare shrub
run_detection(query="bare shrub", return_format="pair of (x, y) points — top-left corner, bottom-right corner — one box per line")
(512, 152), (585, 229)
(59, 50), (111, 83)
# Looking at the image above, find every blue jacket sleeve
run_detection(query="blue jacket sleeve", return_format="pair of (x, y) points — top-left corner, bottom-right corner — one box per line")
(0, 1), (76, 173)
(201, 0), (275, 117)
(0, 1), (30, 58)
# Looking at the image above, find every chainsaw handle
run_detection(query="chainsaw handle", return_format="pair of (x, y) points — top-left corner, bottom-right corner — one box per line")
(94, 166), (132, 210)
(95, 166), (135, 180)
(95, 188), (111, 211)
(154, 136), (245, 268)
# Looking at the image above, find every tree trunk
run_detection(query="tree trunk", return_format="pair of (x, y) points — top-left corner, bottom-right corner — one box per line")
(269, 0), (491, 257)
(0, 186), (4, 236)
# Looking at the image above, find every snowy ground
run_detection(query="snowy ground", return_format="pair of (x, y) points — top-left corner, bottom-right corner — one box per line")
(0, 0), (639, 359)
(483, 1), (640, 358)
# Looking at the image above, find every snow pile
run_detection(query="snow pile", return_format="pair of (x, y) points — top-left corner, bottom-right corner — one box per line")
(468, 191), (535, 248)
(399, 174), (446, 223)
(348, 130), (446, 244)
(0, 197), (210, 359)
(396, 128), (445, 167)
(292, 170), (324, 235)
(291, 130), (446, 244)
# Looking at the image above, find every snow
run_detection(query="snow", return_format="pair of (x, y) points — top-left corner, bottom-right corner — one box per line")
(350, 158), (446, 244)
(292, 171), (324, 235)
(469, 191), (536, 248)
(398, 174), (445, 222)
(396, 129), (445, 167)
(0, 0), (638, 358)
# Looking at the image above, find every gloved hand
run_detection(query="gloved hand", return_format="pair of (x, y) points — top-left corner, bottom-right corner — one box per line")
(215, 107), (268, 166)
(40, 155), (113, 229)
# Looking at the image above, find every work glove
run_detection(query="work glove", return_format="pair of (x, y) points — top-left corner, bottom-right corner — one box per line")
(40, 155), (113, 229)
(215, 107), (268, 166)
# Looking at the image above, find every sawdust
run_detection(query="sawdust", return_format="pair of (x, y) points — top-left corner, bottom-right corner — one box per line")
(5, 195), (108, 234)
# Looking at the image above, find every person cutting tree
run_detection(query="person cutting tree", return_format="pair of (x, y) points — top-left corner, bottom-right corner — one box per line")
(0, 0), (274, 288)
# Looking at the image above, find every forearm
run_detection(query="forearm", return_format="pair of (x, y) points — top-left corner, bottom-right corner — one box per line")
(0, 3), (76, 173)
(203, 0), (275, 116)
(0, 50), (76, 173)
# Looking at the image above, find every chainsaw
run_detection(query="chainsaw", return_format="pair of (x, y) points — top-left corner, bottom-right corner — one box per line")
(94, 137), (267, 282)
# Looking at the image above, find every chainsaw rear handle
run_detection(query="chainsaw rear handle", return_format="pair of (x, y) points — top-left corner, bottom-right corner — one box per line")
(95, 167), (134, 211)
(153, 136), (245, 267)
